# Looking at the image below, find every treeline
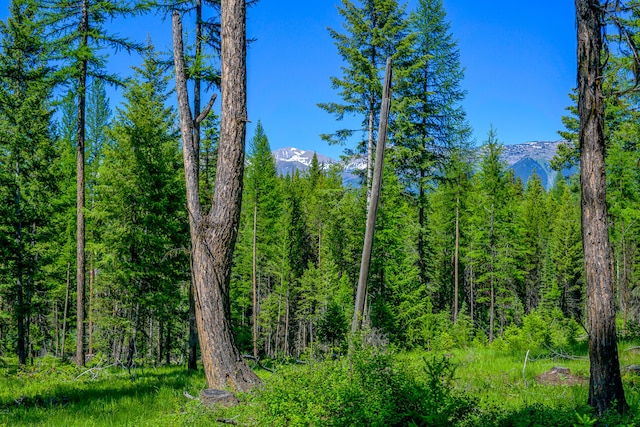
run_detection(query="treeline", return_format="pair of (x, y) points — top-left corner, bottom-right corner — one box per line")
(1, 0), (640, 369)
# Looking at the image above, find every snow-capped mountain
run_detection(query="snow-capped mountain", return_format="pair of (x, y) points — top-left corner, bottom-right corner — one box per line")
(272, 147), (335, 176)
(501, 140), (568, 189)
(272, 141), (569, 189)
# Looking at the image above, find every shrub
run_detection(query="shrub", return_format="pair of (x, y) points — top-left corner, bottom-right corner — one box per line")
(252, 344), (476, 426)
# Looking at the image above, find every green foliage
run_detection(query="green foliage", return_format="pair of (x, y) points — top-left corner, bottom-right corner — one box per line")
(319, 0), (412, 165)
(251, 346), (475, 426)
(0, 0), (59, 363)
(92, 41), (187, 362)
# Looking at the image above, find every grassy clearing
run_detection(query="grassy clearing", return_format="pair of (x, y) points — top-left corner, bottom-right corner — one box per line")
(1, 344), (640, 426)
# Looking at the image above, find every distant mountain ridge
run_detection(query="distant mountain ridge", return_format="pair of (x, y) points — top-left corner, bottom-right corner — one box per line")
(272, 140), (567, 189)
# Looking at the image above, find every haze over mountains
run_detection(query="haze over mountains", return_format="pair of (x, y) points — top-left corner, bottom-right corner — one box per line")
(272, 140), (567, 189)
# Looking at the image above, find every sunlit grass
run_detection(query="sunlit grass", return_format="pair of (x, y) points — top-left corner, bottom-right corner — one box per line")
(2, 343), (640, 426)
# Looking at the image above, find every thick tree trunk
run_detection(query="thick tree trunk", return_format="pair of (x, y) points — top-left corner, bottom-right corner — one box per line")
(172, 2), (260, 391)
(575, 0), (628, 415)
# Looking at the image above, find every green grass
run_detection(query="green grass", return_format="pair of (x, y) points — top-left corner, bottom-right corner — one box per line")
(0, 357), (218, 426)
(1, 345), (640, 426)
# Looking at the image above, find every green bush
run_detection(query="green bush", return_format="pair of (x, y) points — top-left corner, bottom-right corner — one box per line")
(251, 345), (476, 426)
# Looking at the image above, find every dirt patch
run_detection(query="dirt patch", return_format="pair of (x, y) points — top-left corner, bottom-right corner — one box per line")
(535, 367), (587, 386)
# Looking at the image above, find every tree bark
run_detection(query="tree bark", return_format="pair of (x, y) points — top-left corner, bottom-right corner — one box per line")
(172, 3), (260, 391)
(186, 0), (204, 373)
(352, 58), (392, 333)
(575, 0), (628, 415)
(252, 203), (258, 358)
(75, 0), (89, 368)
(453, 197), (460, 323)
(188, 277), (198, 370)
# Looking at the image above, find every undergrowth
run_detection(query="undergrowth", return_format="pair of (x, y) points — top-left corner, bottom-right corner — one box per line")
(2, 339), (640, 426)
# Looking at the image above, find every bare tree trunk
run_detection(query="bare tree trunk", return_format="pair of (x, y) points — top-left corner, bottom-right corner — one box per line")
(283, 290), (290, 356)
(188, 277), (198, 370)
(252, 203), (258, 358)
(576, 0), (627, 415)
(469, 263), (474, 323)
(453, 199), (460, 323)
(489, 273), (495, 344)
(54, 301), (59, 357)
(352, 58), (392, 333)
(88, 257), (94, 356)
(75, 0), (89, 368)
(61, 262), (70, 358)
(165, 321), (171, 365)
(172, 2), (260, 391)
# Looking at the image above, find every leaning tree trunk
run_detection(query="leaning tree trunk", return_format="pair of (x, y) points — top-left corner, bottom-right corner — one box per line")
(172, 0), (260, 391)
(576, 0), (628, 415)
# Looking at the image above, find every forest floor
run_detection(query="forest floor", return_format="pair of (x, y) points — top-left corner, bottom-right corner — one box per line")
(1, 344), (640, 426)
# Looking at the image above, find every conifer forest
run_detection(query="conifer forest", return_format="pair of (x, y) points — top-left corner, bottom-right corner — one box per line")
(3, 0), (640, 425)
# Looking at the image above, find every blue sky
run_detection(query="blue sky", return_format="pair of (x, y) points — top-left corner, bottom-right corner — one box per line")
(0, 0), (577, 160)
(244, 0), (577, 159)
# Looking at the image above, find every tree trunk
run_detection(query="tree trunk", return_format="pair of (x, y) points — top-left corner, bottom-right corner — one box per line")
(172, 3), (260, 391)
(453, 198), (460, 323)
(575, 0), (628, 415)
(75, 0), (89, 368)
(352, 58), (392, 333)
(165, 321), (171, 365)
(188, 277), (198, 370)
(88, 257), (94, 355)
(61, 262), (70, 358)
(15, 161), (26, 366)
(252, 203), (258, 358)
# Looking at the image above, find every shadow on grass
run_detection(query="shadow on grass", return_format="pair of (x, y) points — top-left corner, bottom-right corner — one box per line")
(0, 365), (206, 425)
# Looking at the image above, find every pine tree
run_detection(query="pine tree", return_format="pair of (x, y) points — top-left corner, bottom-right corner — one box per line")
(392, 0), (470, 287)
(0, 0), (57, 365)
(427, 145), (473, 320)
(467, 129), (523, 343)
(547, 174), (583, 318)
(575, 0), (627, 413)
(519, 172), (548, 313)
(172, 0), (261, 390)
(244, 121), (281, 357)
(41, 0), (148, 367)
(319, 0), (411, 192)
(94, 41), (187, 363)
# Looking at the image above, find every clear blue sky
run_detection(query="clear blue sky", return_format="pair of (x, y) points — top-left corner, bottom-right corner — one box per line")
(0, 0), (577, 160)
(244, 0), (577, 159)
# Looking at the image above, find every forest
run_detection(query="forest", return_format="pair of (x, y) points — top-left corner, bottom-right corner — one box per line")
(2, 0), (640, 425)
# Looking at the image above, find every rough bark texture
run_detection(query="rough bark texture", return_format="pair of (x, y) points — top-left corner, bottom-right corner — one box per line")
(576, 0), (628, 415)
(352, 58), (392, 333)
(172, 2), (260, 391)
(76, 0), (89, 368)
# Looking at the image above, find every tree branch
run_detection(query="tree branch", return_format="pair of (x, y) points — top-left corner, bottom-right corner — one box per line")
(195, 93), (217, 124)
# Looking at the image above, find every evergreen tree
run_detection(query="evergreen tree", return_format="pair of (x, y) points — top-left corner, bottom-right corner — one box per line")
(392, 0), (470, 287)
(427, 145), (473, 320)
(42, 0), (148, 367)
(319, 0), (411, 192)
(94, 41), (187, 363)
(547, 174), (583, 319)
(0, 0), (57, 365)
(244, 121), (281, 357)
(519, 171), (548, 313)
(85, 78), (111, 356)
(467, 129), (523, 343)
